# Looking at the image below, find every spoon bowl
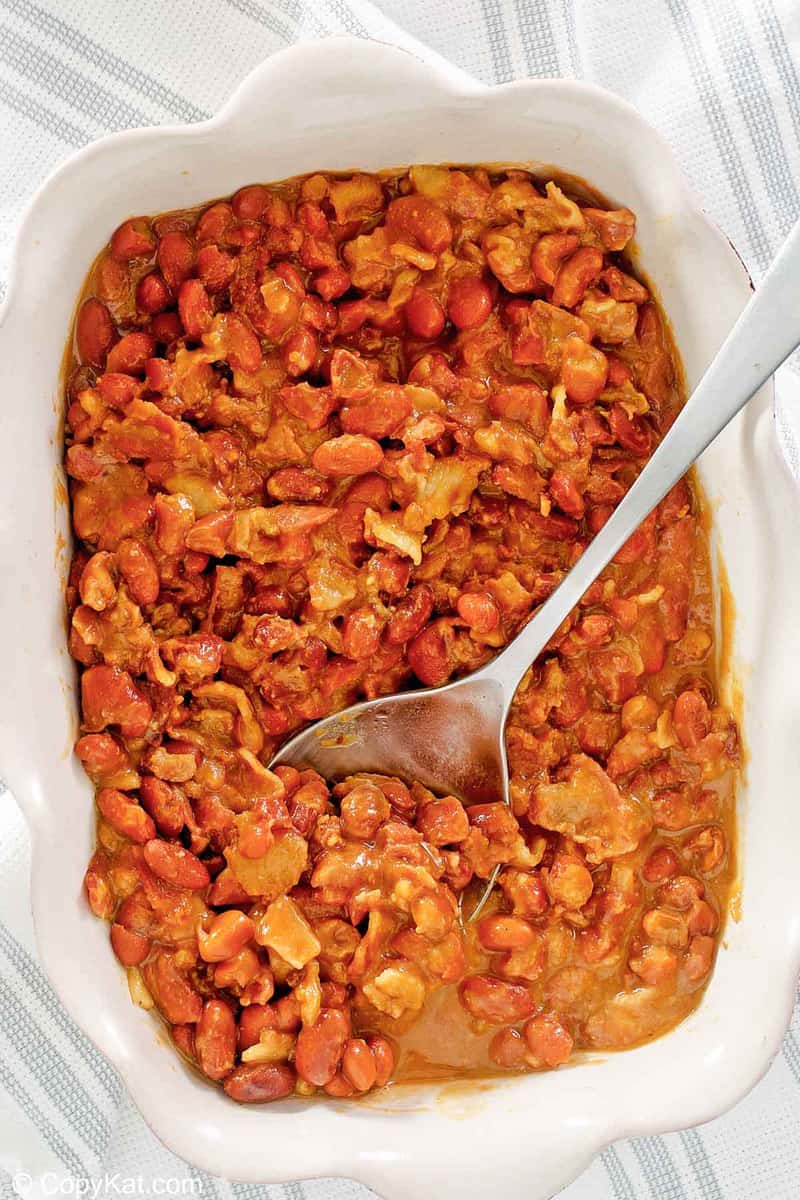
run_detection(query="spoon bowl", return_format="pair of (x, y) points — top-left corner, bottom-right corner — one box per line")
(271, 672), (510, 807)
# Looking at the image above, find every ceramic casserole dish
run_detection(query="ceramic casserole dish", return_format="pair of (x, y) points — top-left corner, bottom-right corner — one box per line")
(0, 35), (799, 1200)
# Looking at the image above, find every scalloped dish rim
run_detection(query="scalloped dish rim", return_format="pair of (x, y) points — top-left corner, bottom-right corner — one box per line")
(0, 34), (799, 1200)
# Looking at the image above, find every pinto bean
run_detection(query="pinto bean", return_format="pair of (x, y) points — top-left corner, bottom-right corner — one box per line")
(116, 538), (159, 605)
(405, 288), (446, 339)
(523, 1014), (573, 1068)
(110, 923), (150, 966)
(552, 247), (603, 308)
(76, 299), (115, 366)
(456, 591), (500, 634)
(198, 911), (255, 962)
(97, 788), (155, 844)
(157, 231), (194, 291)
(365, 1035), (394, 1086)
(196, 999), (236, 1080)
(106, 332), (156, 376)
(111, 219), (154, 261)
(489, 1026), (528, 1069)
(136, 272), (171, 314)
(143, 954), (203, 1025)
(447, 276), (492, 329)
(385, 195), (452, 254)
(476, 915), (536, 952)
(81, 665), (152, 738)
(416, 796), (469, 846)
(312, 435), (384, 477)
(385, 585), (435, 645)
(224, 1062), (296, 1103)
(459, 976), (535, 1024)
(143, 840), (210, 889)
(643, 846), (681, 884)
(340, 784), (390, 841)
(341, 1038), (378, 1092)
(178, 279), (212, 339)
(294, 1008), (349, 1086)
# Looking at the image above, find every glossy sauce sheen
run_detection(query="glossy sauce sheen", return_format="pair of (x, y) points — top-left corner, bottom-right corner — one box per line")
(65, 166), (738, 1101)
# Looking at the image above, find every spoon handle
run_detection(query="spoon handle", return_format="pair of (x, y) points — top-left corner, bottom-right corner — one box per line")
(482, 218), (800, 702)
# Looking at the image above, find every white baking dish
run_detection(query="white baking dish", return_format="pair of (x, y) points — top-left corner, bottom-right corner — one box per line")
(1, 35), (799, 1200)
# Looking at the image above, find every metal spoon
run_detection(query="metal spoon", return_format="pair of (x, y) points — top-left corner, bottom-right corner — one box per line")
(271, 219), (800, 917)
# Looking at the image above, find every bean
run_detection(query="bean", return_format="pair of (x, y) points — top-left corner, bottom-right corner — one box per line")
(340, 783), (390, 841)
(609, 406), (652, 457)
(157, 231), (194, 292)
(106, 332), (156, 376)
(545, 854), (593, 910)
(476, 915), (536, 953)
(223, 1062), (296, 1104)
(341, 1039), (377, 1092)
(239, 1006), (280, 1053)
(643, 846), (680, 885)
(673, 690), (712, 748)
(415, 797), (469, 846)
(365, 1035), (394, 1086)
(456, 591), (499, 634)
(150, 312), (183, 343)
(215, 316), (260, 376)
(198, 911), (255, 963)
(294, 1008), (349, 1086)
(81, 665), (152, 737)
(116, 538), (160, 606)
(143, 840), (210, 889)
(97, 788), (155, 844)
(492, 1026), (528, 1070)
(139, 777), (189, 838)
(281, 326), (318, 377)
(76, 298), (115, 367)
(523, 1014), (573, 1067)
(196, 999), (236, 1080)
(110, 923), (150, 967)
(135, 272), (171, 315)
(232, 185), (268, 221)
(312, 434), (383, 477)
(171, 1024), (196, 1061)
(385, 585), (435, 646)
(407, 622), (452, 687)
(404, 288), (446, 339)
(385, 195), (452, 254)
(110, 218), (154, 261)
(684, 935), (714, 983)
(143, 954), (202, 1024)
(341, 607), (384, 659)
(552, 247), (603, 308)
(196, 245), (236, 292)
(75, 733), (129, 783)
(459, 975), (535, 1023)
(447, 276), (492, 329)
(178, 279), (212, 339)
(84, 852), (114, 919)
(324, 1072), (355, 1097)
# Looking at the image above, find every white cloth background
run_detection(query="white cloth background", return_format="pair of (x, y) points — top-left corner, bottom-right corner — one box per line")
(1, 2), (799, 1198)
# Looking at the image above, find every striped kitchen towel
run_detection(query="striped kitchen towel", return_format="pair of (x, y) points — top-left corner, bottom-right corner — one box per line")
(0, 2), (799, 1198)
